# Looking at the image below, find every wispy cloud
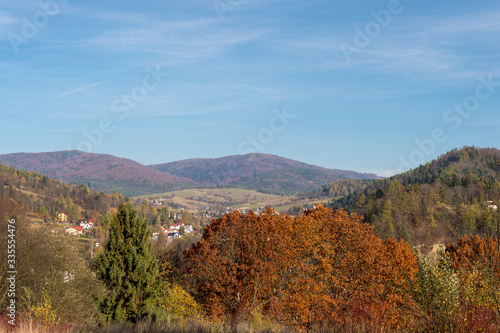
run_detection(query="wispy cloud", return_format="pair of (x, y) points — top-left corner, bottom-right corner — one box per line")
(0, 12), (18, 26)
(79, 26), (270, 64)
(51, 81), (106, 99)
(278, 8), (500, 83)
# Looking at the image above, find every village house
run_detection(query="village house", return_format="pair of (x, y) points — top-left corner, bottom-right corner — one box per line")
(149, 199), (165, 207)
(58, 212), (68, 223)
(77, 219), (94, 231)
(170, 222), (184, 230)
(167, 232), (180, 239)
(65, 227), (77, 235)
(150, 232), (160, 242)
(69, 225), (84, 235)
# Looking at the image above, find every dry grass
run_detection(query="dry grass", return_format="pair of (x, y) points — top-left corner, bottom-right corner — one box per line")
(0, 316), (290, 333)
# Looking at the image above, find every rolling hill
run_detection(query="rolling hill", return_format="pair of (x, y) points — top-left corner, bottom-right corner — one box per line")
(0, 151), (378, 196)
(150, 153), (378, 194)
(0, 151), (197, 196)
(0, 162), (125, 222)
(328, 146), (500, 246)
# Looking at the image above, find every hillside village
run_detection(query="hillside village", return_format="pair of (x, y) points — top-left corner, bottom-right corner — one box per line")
(55, 211), (195, 243)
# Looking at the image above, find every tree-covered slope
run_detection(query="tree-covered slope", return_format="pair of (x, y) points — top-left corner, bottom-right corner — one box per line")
(0, 162), (125, 222)
(329, 146), (500, 245)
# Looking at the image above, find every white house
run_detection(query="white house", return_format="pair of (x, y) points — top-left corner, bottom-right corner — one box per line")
(170, 222), (184, 230)
(167, 232), (180, 239)
(65, 228), (77, 235)
(487, 201), (498, 210)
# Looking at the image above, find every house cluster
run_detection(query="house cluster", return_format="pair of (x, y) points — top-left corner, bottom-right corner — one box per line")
(487, 200), (498, 210)
(164, 222), (194, 239)
(150, 222), (193, 242)
(149, 222), (193, 240)
(64, 219), (94, 236)
(149, 199), (166, 207)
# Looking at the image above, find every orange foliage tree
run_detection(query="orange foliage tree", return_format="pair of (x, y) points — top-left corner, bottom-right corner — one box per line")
(184, 208), (312, 323)
(292, 207), (418, 328)
(446, 235), (500, 322)
(184, 205), (418, 330)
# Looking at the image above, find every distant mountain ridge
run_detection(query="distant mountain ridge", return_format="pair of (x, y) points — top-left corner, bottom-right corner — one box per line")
(0, 151), (196, 196)
(0, 151), (378, 196)
(150, 153), (378, 194)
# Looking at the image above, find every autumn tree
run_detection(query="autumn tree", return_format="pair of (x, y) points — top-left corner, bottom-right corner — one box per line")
(185, 206), (418, 330)
(295, 206), (417, 328)
(446, 235), (500, 322)
(184, 209), (311, 325)
(68, 204), (80, 223)
(93, 203), (163, 323)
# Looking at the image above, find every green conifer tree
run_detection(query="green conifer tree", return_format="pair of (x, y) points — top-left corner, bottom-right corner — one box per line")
(376, 199), (395, 239)
(400, 224), (412, 244)
(93, 203), (163, 323)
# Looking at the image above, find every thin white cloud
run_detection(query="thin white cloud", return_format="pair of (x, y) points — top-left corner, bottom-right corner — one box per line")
(51, 81), (106, 99)
(269, 8), (500, 85)
(89, 12), (217, 31)
(428, 10), (500, 35)
(0, 12), (18, 26)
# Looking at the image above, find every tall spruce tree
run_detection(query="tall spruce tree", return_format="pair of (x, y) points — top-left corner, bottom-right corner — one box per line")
(93, 203), (163, 323)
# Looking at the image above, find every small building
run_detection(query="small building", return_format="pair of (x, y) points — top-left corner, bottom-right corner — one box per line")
(170, 222), (184, 230)
(65, 227), (77, 235)
(58, 212), (68, 223)
(168, 232), (180, 239)
(78, 220), (93, 231)
(67, 226), (83, 235)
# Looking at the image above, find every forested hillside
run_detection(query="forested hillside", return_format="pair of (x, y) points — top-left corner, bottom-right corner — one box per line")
(0, 163), (125, 222)
(329, 146), (500, 245)
(301, 178), (376, 200)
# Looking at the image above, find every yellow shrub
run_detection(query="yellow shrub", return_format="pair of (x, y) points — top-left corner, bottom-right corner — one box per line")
(160, 284), (204, 320)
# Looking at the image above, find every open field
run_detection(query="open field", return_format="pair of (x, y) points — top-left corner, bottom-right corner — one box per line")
(133, 188), (329, 213)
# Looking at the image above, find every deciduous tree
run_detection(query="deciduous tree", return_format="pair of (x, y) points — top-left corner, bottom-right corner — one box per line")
(185, 206), (418, 330)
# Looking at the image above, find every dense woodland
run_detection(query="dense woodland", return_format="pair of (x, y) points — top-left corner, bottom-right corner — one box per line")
(0, 163), (125, 221)
(301, 178), (375, 200)
(2, 146), (500, 332)
(329, 146), (500, 245)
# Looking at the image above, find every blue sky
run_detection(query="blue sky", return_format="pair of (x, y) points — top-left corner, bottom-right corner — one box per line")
(1, 0), (499, 176)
